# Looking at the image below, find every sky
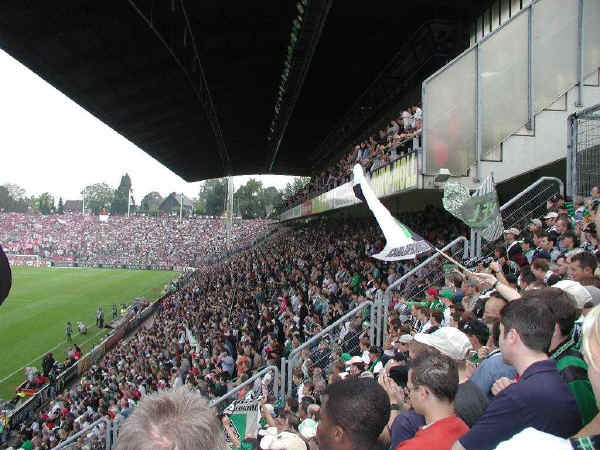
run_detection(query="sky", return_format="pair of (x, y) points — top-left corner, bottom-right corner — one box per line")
(0, 49), (297, 204)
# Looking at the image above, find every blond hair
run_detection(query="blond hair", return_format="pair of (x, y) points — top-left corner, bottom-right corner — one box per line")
(114, 388), (227, 450)
(582, 304), (600, 371)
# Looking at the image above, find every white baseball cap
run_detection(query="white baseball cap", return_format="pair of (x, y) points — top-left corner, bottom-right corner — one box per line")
(414, 327), (472, 360)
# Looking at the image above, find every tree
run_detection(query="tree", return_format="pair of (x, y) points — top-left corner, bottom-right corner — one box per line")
(262, 186), (282, 216)
(0, 184), (28, 212)
(235, 178), (275, 219)
(198, 178), (227, 216)
(57, 197), (64, 214)
(82, 183), (114, 215)
(282, 177), (310, 202)
(140, 191), (163, 213)
(111, 173), (132, 215)
(3, 183), (26, 202)
(30, 192), (54, 215)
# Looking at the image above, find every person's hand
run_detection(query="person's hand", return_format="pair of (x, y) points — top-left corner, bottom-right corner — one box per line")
(489, 261), (502, 274)
(478, 346), (490, 360)
(491, 377), (516, 396)
(378, 372), (405, 407)
(470, 271), (497, 289)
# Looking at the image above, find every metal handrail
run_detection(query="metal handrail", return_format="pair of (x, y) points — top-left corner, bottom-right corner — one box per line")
(210, 365), (279, 408)
(382, 236), (468, 343)
(285, 300), (374, 397)
(498, 176), (564, 213)
(53, 417), (111, 449)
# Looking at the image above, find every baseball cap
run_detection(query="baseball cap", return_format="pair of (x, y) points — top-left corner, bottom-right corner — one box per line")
(398, 334), (413, 344)
(340, 353), (351, 362)
(439, 289), (455, 300)
(554, 280), (592, 308)
(414, 327), (472, 360)
(583, 286), (600, 307)
(345, 356), (364, 366)
(0, 244), (11, 308)
(544, 212), (559, 219)
(260, 431), (307, 450)
(503, 227), (521, 235)
(529, 219), (543, 227)
(298, 418), (318, 439)
(426, 288), (439, 297)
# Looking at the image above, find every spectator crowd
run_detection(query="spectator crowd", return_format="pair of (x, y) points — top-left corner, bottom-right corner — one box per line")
(0, 213), (273, 268)
(278, 105), (422, 212)
(6, 186), (600, 450)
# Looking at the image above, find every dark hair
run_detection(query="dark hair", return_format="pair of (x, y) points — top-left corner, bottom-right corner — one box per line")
(531, 288), (579, 337)
(491, 320), (501, 347)
(409, 353), (458, 402)
(429, 309), (443, 325)
(560, 230), (578, 246)
(500, 297), (554, 353)
(416, 305), (430, 318)
(323, 378), (390, 447)
(541, 232), (557, 246)
(520, 268), (536, 285)
(532, 258), (549, 272)
(571, 251), (598, 273)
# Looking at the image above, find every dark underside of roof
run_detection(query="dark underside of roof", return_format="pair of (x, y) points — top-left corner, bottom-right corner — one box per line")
(0, 0), (485, 181)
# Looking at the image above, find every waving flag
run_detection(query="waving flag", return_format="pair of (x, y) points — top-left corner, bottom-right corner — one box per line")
(352, 164), (432, 261)
(443, 174), (503, 242)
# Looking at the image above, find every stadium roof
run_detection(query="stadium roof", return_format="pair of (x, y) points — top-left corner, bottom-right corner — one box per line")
(0, 1), (484, 181)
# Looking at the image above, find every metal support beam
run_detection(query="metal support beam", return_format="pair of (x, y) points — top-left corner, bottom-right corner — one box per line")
(475, 45), (482, 177)
(527, 6), (534, 129)
(576, 0), (584, 107)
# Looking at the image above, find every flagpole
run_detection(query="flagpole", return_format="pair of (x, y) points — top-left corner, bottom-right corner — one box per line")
(433, 247), (470, 273)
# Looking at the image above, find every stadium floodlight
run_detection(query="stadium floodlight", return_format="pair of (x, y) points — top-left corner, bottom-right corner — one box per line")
(434, 168), (452, 183)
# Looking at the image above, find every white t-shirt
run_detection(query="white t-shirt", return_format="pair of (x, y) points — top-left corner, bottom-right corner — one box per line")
(495, 427), (571, 450)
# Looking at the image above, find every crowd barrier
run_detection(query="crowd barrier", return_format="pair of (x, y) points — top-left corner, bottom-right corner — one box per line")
(282, 301), (374, 398)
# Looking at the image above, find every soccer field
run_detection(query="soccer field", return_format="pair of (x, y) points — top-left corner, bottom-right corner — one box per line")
(0, 267), (177, 401)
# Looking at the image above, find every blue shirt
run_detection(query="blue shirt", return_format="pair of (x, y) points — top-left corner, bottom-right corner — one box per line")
(470, 350), (518, 402)
(459, 359), (581, 450)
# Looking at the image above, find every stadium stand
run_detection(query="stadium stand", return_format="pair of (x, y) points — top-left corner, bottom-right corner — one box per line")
(0, 214), (273, 268)
(278, 105), (422, 212)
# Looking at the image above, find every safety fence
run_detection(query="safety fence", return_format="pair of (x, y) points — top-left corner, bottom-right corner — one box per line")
(281, 301), (374, 398)
(568, 103), (600, 197)
(383, 237), (469, 343)
(478, 176), (564, 257)
(210, 366), (280, 412)
(54, 417), (113, 450)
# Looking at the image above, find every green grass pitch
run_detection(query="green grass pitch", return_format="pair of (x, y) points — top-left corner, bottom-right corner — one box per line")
(0, 267), (177, 401)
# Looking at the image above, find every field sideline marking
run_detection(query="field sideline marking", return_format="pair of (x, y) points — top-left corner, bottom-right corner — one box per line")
(0, 321), (107, 385)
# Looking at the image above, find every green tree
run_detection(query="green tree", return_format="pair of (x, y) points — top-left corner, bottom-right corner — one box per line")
(262, 186), (282, 217)
(82, 183), (114, 215)
(198, 179), (227, 216)
(235, 178), (266, 219)
(111, 174), (132, 215)
(0, 184), (28, 212)
(57, 197), (64, 214)
(282, 177), (310, 202)
(30, 192), (54, 215)
(140, 191), (163, 213)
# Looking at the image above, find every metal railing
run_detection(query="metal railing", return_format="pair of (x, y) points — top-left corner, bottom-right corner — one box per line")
(53, 417), (112, 450)
(383, 236), (469, 342)
(210, 365), (279, 410)
(282, 301), (374, 398)
(567, 103), (600, 197)
(477, 176), (564, 257)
